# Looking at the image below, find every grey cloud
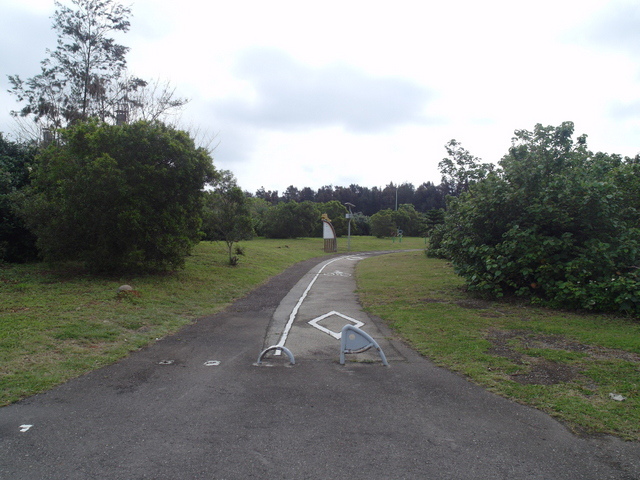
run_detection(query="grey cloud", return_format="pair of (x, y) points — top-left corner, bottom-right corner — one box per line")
(610, 100), (640, 119)
(214, 48), (433, 133)
(1, 9), (55, 76)
(579, 2), (640, 54)
(0, 8), (56, 134)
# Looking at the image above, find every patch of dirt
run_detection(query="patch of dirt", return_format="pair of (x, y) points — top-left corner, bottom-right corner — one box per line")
(486, 329), (527, 363)
(510, 359), (578, 385)
(485, 329), (640, 385)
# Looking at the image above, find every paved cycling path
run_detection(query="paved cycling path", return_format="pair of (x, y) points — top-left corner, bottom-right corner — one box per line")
(1, 252), (639, 479)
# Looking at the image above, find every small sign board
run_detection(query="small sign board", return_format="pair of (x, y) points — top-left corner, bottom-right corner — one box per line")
(322, 214), (337, 252)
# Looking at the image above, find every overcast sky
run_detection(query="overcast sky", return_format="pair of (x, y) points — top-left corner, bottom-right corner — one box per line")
(2, 0), (640, 193)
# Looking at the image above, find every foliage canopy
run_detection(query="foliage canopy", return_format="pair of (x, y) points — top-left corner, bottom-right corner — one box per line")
(429, 122), (640, 314)
(21, 120), (216, 273)
(202, 170), (254, 265)
(0, 135), (39, 262)
(7, 0), (187, 136)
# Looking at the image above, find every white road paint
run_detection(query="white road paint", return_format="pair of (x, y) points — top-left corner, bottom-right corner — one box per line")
(274, 255), (363, 355)
(204, 360), (221, 366)
(325, 270), (351, 277)
(308, 311), (364, 339)
(19, 425), (33, 433)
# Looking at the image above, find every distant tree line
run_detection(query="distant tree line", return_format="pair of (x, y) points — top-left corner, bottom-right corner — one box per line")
(247, 137), (497, 216)
(251, 181), (447, 216)
(241, 197), (446, 240)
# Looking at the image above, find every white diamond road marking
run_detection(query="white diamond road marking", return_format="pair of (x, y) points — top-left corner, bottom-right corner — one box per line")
(308, 311), (364, 339)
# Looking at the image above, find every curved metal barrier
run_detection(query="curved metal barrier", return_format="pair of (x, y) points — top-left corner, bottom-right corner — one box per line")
(256, 346), (296, 365)
(339, 325), (389, 366)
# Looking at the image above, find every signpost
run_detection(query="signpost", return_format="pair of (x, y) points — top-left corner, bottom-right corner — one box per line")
(322, 214), (337, 253)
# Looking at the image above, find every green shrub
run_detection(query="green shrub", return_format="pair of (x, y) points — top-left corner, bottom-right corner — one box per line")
(0, 134), (38, 263)
(21, 120), (216, 273)
(262, 201), (321, 239)
(430, 122), (640, 314)
(370, 209), (396, 238)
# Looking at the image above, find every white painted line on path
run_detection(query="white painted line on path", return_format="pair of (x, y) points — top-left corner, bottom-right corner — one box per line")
(274, 255), (363, 355)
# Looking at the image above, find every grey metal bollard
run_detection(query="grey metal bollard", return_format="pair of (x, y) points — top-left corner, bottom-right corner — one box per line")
(256, 345), (295, 365)
(339, 325), (389, 366)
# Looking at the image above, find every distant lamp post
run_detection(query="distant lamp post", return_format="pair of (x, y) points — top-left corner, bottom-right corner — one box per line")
(345, 202), (355, 252)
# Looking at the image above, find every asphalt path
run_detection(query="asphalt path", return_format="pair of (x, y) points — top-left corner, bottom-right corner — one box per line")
(1, 252), (640, 479)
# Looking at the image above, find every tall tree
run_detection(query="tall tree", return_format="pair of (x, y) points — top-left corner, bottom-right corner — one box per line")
(380, 183), (398, 210)
(298, 187), (316, 202)
(255, 187), (280, 205)
(315, 185), (335, 203)
(9, 0), (136, 129)
(283, 185), (300, 202)
(8, 0), (187, 136)
(414, 181), (445, 212)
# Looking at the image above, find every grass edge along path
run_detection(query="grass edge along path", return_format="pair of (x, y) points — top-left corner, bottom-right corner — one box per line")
(0, 236), (424, 406)
(356, 250), (640, 441)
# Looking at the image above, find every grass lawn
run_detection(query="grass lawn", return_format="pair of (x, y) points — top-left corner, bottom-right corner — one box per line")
(0, 236), (424, 406)
(357, 250), (640, 441)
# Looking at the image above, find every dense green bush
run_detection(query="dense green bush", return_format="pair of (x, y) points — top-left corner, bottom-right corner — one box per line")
(370, 205), (423, 238)
(21, 120), (216, 273)
(430, 122), (640, 314)
(261, 201), (321, 239)
(350, 212), (371, 236)
(0, 135), (38, 263)
(370, 209), (396, 238)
